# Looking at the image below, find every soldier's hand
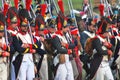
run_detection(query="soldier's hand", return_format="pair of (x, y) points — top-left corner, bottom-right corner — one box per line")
(103, 41), (112, 48)
(108, 50), (112, 56)
(21, 43), (29, 48)
(103, 41), (109, 47)
(2, 51), (10, 57)
(40, 36), (44, 42)
(30, 49), (36, 54)
(68, 49), (72, 55)
(34, 65), (37, 74)
(61, 42), (67, 47)
(0, 42), (2, 47)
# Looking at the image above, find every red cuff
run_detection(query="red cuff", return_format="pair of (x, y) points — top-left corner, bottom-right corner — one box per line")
(65, 44), (69, 49)
(2, 52), (8, 57)
(107, 43), (112, 49)
(68, 49), (71, 55)
(107, 50), (112, 55)
(30, 49), (34, 54)
(2, 44), (7, 51)
(29, 44), (33, 49)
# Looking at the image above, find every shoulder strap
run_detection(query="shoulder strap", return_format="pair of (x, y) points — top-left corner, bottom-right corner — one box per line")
(84, 31), (95, 38)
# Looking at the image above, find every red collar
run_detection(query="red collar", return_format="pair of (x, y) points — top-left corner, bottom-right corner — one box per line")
(99, 34), (106, 39)
(7, 26), (16, 31)
(19, 31), (27, 35)
(55, 30), (63, 36)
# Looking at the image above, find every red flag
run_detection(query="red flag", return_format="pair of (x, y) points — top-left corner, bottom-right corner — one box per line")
(14, 0), (19, 9)
(26, 0), (32, 11)
(58, 0), (64, 13)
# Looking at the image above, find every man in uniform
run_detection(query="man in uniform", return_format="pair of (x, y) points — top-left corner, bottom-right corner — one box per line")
(35, 14), (48, 80)
(89, 21), (114, 80)
(80, 18), (97, 78)
(53, 14), (75, 80)
(13, 9), (45, 80)
(0, 12), (15, 80)
(6, 6), (19, 80)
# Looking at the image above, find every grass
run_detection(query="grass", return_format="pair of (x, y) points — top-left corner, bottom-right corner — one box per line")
(1, 0), (95, 14)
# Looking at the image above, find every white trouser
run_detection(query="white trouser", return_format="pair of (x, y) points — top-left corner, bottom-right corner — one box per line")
(39, 54), (48, 80)
(11, 62), (16, 80)
(18, 54), (35, 80)
(0, 58), (8, 80)
(11, 53), (18, 80)
(94, 61), (114, 80)
(54, 54), (74, 80)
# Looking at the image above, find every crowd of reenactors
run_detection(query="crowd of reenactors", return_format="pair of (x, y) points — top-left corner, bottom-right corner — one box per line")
(0, 0), (120, 80)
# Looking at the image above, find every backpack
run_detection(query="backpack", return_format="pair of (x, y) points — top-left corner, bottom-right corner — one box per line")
(84, 38), (95, 56)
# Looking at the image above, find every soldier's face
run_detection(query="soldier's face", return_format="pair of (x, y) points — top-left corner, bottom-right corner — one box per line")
(49, 27), (56, 33)
(63, 27), (70, 33)
(72, 34), (78, 39)
(89, 25), (96, 33)
(31, 27), (35, 32)
(103, 32), (109, 38)
(11, 22), (18, 29)
(117, 22), (120, 28)
(21, 26), (28, 32)
(38, 30), (44, 36)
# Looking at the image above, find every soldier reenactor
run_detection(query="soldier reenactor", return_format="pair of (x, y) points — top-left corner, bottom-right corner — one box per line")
(70, 27), (83, 80)
(80, 18), (97, 78)
(6, 6), (19, 62)
(86, 20), (114, 80)
(34, 14), (49, 80)
(45, 18), (57, 80)
(12, 9), (45, 80)
(12, 9), (35, 80)
(6, 6), (19, 80)
(0, 12), (15, 80)
(52, 12), (75, 80)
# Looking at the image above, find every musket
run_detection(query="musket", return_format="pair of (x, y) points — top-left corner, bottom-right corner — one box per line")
(22, 0), (34, 44)
(67, 0), (82, 37)
(4, 23), (9, 46)
(27, 5), (35, 44)
(67, 0), (73, 18)
(28, 21), (34, 44)
(67, 0), (78, 28)
(101, 0), (113, 16)
(22, 0), (32, 18)
(106, 0), (113, 15)
(88, 0), (94, 18)
(22, 0), (36, 18)
(30, 5), (36, 18)
(1, 0), (4, 11)
(52, 0), (59, 15)
(44, 0), (52, 18)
